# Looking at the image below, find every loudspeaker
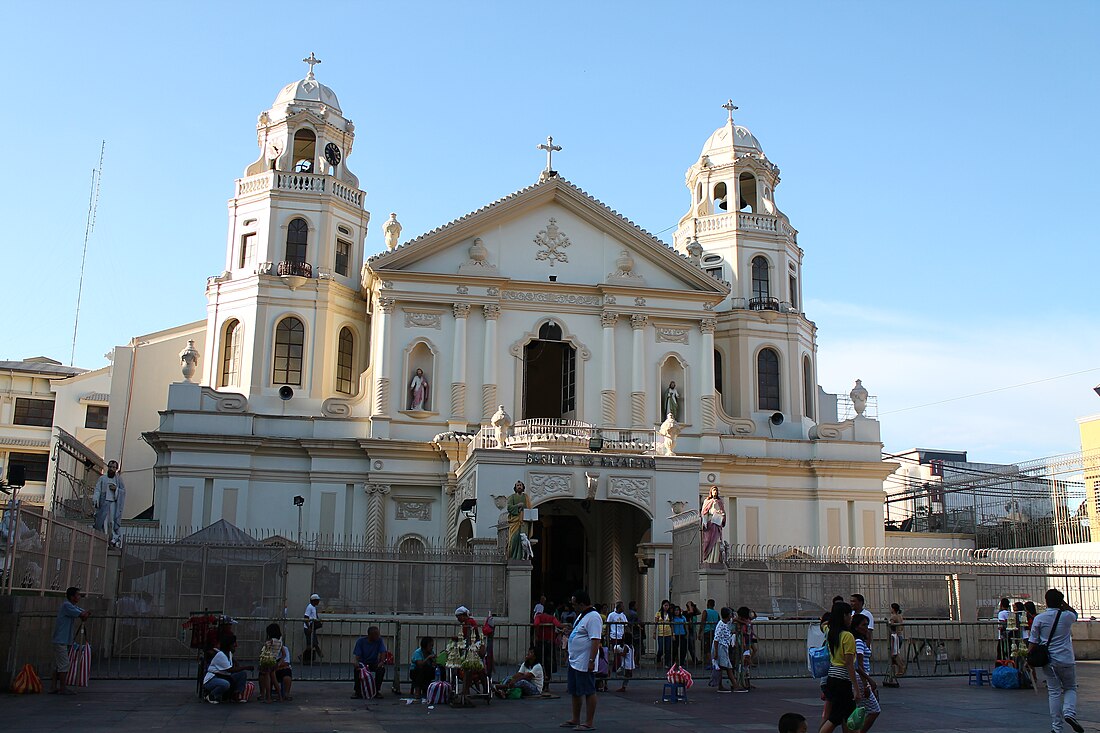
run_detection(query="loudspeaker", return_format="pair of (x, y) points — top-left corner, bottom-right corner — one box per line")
(278, 386), (294, 400)
(769, 412), (785, 425)
(7, 465), (25, 486)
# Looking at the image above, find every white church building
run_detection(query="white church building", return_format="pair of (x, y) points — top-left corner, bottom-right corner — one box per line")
(145, 59), (892, 607)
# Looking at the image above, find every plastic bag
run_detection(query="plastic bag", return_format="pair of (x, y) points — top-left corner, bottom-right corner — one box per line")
(808, 645), (830, 679)
(11, 664), (42, 694)
(991, 665), (1020, 689)
(847, 704), (867, 730)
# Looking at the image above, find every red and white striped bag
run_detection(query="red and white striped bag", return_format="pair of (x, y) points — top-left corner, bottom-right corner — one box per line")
(426, 679), (452, 705)
(66, 630), (91, 688)
(358, 665), (377, 699)
(243, 681), (256, 701)
(666, 663), (693, 689)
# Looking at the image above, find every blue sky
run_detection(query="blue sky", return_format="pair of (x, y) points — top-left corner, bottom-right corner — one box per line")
(5, 1), (1098, 464)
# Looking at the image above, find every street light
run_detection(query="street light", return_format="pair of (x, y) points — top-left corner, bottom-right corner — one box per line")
(293, 495), (305, 542)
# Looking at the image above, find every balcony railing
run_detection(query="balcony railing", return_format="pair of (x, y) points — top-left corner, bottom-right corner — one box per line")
(748, 296), (780, 311)
(277, 260), (313, 278)
(468, 419), (657, 456)
(672, 210), (796, 249)
(234, 171), (364, 208)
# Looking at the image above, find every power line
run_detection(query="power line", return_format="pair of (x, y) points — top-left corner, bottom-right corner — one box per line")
(70, 141), (106, 366)
(880, 367), (1100, 415)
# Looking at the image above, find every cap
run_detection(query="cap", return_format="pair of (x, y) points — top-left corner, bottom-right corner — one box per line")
(310, 593), (321, 601)
(454, 605), (470, 616)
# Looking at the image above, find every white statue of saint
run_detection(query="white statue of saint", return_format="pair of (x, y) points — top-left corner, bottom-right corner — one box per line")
(584, 472), (600, 501)
(408, 368), (430, 410)
(490, 405), (513, 447)
(658, 412), (682, 456)
(664, 380), (680, 421)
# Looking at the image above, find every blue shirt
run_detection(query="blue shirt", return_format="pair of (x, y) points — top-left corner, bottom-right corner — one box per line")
(703, 608), (720, 632)
(353, 636), (387, 665)
(53, 600), (84, 645)
(672, 615), (687, 636)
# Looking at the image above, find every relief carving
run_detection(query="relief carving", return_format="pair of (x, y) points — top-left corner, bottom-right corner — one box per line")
(655, 327), (689, 344)
(502, 290), (601, 306)
(608, 476), (651, 508)
(528, 472), (573, 501)
(394, 498), (433, 521)
(404, 311), (442, 329)
(534, 217), (571, 265)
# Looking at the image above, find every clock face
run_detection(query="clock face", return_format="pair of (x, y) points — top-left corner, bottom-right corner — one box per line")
(324, 143), (341, 166)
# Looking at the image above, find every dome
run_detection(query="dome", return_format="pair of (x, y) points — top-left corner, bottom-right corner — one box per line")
(699, 122), (762, 162)
(272, 75), (342, 114)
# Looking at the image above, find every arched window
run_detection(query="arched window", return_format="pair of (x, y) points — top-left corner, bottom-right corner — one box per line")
(802, 355), (815, 420)
(713, 182), (728, 212)
(336, 327), (355, 395)
(739, 171), (758, 212)
(751, 256), (770, 300)
(398, 535), (426, 553)
(286, 218), (308, 264)
(273, 317), (305, 386)
(293, 129), (316, 173)
(219, 319), (242, 387)
(538, 321), (563, 341)
(757, 348), (780, 411)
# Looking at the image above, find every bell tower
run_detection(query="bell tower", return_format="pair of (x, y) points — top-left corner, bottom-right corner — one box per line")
(201, 54), (370, 414)
(672, 102), (819, 435)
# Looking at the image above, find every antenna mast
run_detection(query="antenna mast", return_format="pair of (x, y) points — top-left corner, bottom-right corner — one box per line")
(70, 141), (106, 366)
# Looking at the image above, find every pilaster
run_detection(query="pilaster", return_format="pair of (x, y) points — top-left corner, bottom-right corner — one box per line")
(449, 302), (470, 431)
(600, 311), (618, 427)
(630, 314), (648, 428)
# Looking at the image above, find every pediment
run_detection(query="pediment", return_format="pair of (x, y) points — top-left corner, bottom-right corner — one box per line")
(368, 177), (727, 295)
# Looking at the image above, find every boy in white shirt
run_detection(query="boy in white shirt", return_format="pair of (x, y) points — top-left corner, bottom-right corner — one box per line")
(496, 647), (544, 697)
(613, 631), (635, 692)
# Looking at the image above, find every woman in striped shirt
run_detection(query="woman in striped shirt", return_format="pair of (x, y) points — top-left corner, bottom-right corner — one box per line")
(852, 612), (880, 731)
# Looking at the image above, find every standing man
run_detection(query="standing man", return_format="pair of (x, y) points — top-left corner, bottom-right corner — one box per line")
(1029, 588), (1083, 733)
(561, 589), (602, 732)
(701, 599), (719, 668)
(849, 594), (874, 639)
(352, 626), (388, 699)
(51, 586), (89, 694)
(303, 593), (322, 662)
(93, 461), (125, 547)
(533, 604), (563, 691)
(606, 602), (628, 673)
(626, 600), (643, 656)
(533, 595), (547, 619)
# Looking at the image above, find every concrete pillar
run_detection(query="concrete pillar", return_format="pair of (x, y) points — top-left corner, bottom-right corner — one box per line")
(699, 318), (717, 432)
(482, 305), (500, 420)
(600, 311), (618, 427)
(953, 572), (978, 622)
(450, 302), (470, 430)
(697, 567), (728, 610)
(630, 314), (648, 428)
(506, 560), (533, 623)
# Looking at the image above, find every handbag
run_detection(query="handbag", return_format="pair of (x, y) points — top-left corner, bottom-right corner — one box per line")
(1026, 609), (1063, 668)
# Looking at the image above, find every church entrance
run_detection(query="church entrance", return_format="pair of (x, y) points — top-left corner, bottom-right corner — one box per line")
(530, 498), (650, 609)
(522, 322), (576, 419)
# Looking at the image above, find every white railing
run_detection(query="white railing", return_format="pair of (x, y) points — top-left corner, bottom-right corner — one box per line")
(234, 171), (364, 207)
(467, 420), (657, 455)
(738, 212), (778, 232)
(672, 211), (790, 249)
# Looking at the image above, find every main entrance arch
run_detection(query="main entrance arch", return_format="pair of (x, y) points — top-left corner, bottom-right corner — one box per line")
(530, 498), (651, 608)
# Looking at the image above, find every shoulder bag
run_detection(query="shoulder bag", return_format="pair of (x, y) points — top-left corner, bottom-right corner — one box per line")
(1025, 609), (1063, 668)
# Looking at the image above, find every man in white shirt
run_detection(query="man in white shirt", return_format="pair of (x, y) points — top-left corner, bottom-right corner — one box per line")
(533, 595), (546, 619)
(562, 589), (602, 731)
(303, 593), (322, 661)
(496, 647), (545, 697)
(850, 593), (874, 638)
(606, 601), (628, 671)
(1028, 588), (1083, 733)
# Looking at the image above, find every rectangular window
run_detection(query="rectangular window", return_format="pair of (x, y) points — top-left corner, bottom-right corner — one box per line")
(8, 451), (49, 483)
(789, 274), (798, 309)
(335, 238), (351, 276)
(14, 398), (55, 427)
(239, 232), (256, 269)
(85, 404), (109, 430)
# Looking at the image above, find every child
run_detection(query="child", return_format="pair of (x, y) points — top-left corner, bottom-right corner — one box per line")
(258, 623), (285, 702)
(614, 632), (635, 692)
(778, 712), (808, 733)
(852, 613), (881, 731)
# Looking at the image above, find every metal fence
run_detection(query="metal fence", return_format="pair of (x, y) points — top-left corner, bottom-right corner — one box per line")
(1, 503), (108, 596)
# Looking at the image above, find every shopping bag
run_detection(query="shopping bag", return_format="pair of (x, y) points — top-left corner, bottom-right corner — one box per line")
(243, 681), (256, 700)
(66, 629), (91, 687)
(358, 665), (377, 699)
(808, 644), (830, 679)
(666, 663), (693, 689)
(847, 704), (867, 730)
(594, 647), (609, 678)
(991, 665), (1020, 689)
(12, 664), (42, 694)
(426, 679), (452, 705)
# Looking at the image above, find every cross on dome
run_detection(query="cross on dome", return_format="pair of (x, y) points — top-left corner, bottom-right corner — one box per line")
(303, 52), (322, 79)
(722, 99), (738, 124)
(537, 135), (562, 174)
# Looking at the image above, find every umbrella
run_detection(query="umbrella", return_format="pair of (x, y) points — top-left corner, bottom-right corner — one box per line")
(66, 624), (91, 687)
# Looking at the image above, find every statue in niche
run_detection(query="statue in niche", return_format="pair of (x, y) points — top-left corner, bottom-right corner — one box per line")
(658, 413), (681, 456)
(664, 380), (681, 421)
(490, 405), (513, 447)
(584, 472), (600, 501)
(408, 368), (430, 411)
(700, 485), (726, 564)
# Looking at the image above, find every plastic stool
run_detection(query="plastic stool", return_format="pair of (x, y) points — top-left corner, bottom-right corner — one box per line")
(661, 682), (687, 703)
(968, 668), (989, 686)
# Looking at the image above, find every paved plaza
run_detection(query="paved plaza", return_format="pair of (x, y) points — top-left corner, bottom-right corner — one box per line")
(3, 663), (1099, 733)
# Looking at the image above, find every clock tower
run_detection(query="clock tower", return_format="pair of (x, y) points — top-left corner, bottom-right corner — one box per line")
(201, 54), (371, 414)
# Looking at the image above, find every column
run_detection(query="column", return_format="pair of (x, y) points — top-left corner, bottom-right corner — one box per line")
(365, 482), (391, 548)
(450, 303), (470, 427)
(482, 305), (500, 421)
(699, 318), (717, 431)
(630, 314), (648, 428)
(600, 311), (618, 427)
(373, 297), (396, 417)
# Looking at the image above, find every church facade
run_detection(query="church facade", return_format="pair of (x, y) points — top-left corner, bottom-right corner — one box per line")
(146, 61), (892, 610)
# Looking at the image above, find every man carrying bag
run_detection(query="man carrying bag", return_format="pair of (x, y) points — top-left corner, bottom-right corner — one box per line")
(1027, 588), (1083, 733)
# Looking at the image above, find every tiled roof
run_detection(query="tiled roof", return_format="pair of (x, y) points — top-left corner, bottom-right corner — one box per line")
(0, 360), (86, 377)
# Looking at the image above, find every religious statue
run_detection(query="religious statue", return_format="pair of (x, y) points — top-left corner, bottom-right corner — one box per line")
(507, 480), (532, 561)
(850, 379), (869, 417)
(658, 412), (681, 456)
(383, 213), (402, 251)
(700, 486), (726, 564)
(584, 472), (600, 501)
(408, 368), (430, 411)
(490, 405), (513, 447)
(664, 380), (681, 421)
(179, 340), (199, 382)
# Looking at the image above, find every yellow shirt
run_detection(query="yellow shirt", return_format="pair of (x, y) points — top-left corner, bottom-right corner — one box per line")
(828, 630), (856, 667)
(655, 613), (672, 637)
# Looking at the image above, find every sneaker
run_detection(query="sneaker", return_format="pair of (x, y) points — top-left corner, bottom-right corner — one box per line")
(206, 694), (220, 704)
(734, 688), (749, 693)
(717, 688), (732, 694)
(1065, 716), (1084, 733)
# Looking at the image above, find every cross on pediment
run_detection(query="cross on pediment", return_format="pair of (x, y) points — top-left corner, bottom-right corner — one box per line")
(303, 52), (321, 78)
(722, 99), (738, 125)
(537, 135), (562, 174)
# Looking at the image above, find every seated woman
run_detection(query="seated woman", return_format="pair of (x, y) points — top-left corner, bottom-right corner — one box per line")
(409, 636), (439, 698)
(274, 638), (293, 701)
(203, 634), (254, 703)
(494, 647), (544, 698)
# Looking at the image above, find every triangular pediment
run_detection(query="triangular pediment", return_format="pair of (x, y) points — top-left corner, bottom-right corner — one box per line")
(368, 177), (727, 295)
